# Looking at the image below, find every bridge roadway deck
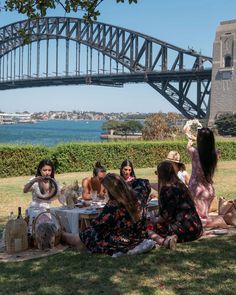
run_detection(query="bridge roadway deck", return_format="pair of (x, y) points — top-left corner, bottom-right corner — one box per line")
(0, 69), (212, 90)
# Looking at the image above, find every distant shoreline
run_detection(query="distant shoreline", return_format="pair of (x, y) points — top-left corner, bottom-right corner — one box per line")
(100, 134), (142, 140)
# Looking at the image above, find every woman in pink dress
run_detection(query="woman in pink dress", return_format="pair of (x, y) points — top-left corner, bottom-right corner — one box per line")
(187, 128), (218, 225)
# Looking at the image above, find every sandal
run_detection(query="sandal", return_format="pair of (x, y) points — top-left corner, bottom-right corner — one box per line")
(162, 235), (177, 250)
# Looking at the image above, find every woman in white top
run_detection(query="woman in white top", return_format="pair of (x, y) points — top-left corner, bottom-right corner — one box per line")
(23, 159), (60, 233)
(177, 163), (190, 186)
(166, 151), (189, 186)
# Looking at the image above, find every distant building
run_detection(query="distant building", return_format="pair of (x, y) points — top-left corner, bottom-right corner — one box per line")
(0, 113), (35, 124)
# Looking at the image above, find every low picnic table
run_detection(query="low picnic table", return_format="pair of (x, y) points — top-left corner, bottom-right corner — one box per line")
(51, 199), (159, 234)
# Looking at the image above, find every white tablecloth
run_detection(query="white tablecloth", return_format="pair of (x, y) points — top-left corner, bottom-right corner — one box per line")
(50, 207), (99, 234)
(51, 200), (159, 234)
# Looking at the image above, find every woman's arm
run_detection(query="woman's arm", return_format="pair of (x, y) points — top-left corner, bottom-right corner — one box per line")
(23, 176), (42, 193)
(187, 139), (195, 156)
(81, 178), (91, 200)
(98, 184), (107, 199)
(184, 171), (190, 186)
(150, 182), (158, 191)
(187, 139), (193, 150)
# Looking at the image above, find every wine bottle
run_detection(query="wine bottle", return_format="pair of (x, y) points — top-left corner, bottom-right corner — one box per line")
(17, 207), (23, 219)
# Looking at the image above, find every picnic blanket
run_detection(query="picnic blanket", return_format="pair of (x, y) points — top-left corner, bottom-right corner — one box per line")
(200, 226), (236, 239)
(0, 242), (67, 263)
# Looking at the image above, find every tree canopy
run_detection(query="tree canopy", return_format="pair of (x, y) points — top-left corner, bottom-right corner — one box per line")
(102, 120), (143, 135)
(142, 112), (184, 140)
(215, 113), (236, 136)
(3, 0), (138, 21)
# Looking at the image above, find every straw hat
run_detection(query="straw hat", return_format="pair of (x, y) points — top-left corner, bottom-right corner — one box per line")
(166, 151), (183, 164)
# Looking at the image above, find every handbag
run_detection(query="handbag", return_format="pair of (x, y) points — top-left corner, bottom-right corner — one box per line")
(219, 197), (236, 226)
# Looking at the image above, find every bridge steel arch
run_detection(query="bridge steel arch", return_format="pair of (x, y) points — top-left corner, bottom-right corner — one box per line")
(0, 17), (212, 118)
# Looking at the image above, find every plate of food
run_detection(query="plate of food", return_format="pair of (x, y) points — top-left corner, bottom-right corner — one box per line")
(75, 201), (84, 208)
(211, 229), (228, 235)
(148, 200), (159, 206)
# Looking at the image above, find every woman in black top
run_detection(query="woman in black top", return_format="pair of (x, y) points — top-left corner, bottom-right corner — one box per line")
(149, 161), (203, 250)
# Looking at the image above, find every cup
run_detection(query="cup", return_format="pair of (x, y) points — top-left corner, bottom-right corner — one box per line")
(91, 190), (98, 203)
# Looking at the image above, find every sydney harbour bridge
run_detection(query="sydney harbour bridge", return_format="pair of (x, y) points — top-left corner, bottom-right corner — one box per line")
(0, 17), (213, 119)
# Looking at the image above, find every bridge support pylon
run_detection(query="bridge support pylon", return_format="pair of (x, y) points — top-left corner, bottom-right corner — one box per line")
(209, 20), (236, 124)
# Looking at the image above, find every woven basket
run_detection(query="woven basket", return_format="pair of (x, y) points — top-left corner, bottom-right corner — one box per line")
(5, 218), (28, 254)
(32, 209), (62, 248)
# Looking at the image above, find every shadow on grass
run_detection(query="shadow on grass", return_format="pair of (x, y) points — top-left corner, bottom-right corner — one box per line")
(0, 235), (236, 295)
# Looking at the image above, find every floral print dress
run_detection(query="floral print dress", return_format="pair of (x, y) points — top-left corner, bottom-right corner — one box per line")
(156, 185), (203, 242)
(79, 179), (151, 255)
(188, 146), (215, 221)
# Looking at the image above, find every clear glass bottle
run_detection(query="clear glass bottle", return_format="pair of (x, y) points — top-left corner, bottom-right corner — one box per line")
(8, 211), (15, 220)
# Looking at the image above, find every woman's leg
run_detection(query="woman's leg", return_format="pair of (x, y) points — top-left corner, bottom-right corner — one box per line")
(148, 230), (177, 250)
(193, 186), (215, 219)
(61, 232), (87, 252)
(205, 215), (229, 229)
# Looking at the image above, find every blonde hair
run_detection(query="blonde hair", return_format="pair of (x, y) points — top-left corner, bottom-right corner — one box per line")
(102, 173), (139, 222)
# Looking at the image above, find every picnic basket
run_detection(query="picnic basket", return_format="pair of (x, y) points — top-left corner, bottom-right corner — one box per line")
(32, 209), (62, 247)
(5, 215), (28, 254)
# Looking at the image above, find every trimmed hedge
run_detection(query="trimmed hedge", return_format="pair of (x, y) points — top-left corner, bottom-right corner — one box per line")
(0, 145), (50, 177)
(0, 140), (236, 178)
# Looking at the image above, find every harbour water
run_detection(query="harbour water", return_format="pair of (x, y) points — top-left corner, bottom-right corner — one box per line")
(0, 120), (104, 146)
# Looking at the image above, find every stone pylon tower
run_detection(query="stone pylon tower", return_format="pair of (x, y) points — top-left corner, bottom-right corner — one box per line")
(208, 20), (236, 124)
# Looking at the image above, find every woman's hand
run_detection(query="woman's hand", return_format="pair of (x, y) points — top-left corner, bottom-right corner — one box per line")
(33, 176), (44, 182)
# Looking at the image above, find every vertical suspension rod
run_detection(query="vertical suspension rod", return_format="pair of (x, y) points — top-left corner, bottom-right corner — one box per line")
(6, 53), (9, 80)
(21, 46), (24, 78)
(18, 46), (21, 79)
(14, 49), (16, 80)
(37, 40), (40, 77)
(46, 38), (49, 77)
(10, 50), (13, 80)
(65, 39), (69, 76)
(56, 38), (58, 76)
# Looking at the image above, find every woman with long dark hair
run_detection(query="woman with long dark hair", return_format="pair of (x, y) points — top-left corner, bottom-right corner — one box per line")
(187, 127), (218, 224)
(62, 173), (151, 255)
(148, 161), (202, 250)
(120, 159), (136, 182)
(23, 159), (58, 206)
(23, 159), (59, 234)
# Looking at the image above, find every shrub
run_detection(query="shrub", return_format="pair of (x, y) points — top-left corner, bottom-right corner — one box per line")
(0, 140), (235, 177)
(0, 145), (50, 177)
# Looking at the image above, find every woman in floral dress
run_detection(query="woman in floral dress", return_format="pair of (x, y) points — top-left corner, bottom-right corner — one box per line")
(62, 173), (151, 255)
(148, 161), (202, 250)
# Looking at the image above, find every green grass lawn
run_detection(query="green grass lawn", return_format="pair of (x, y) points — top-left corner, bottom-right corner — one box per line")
(0, 161), (236, 294)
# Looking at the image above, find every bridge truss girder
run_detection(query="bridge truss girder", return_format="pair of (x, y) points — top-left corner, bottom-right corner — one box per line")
(0, 17), (213, 118)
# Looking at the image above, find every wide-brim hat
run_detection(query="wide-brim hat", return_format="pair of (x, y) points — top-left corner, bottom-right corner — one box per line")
(166, 151), (183, 164)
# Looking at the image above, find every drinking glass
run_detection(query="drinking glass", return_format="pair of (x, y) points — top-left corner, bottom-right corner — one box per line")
(91, 190), (98, 203)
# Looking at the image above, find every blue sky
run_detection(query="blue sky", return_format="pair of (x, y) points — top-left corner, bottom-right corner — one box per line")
(1, 0), (236, 113)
